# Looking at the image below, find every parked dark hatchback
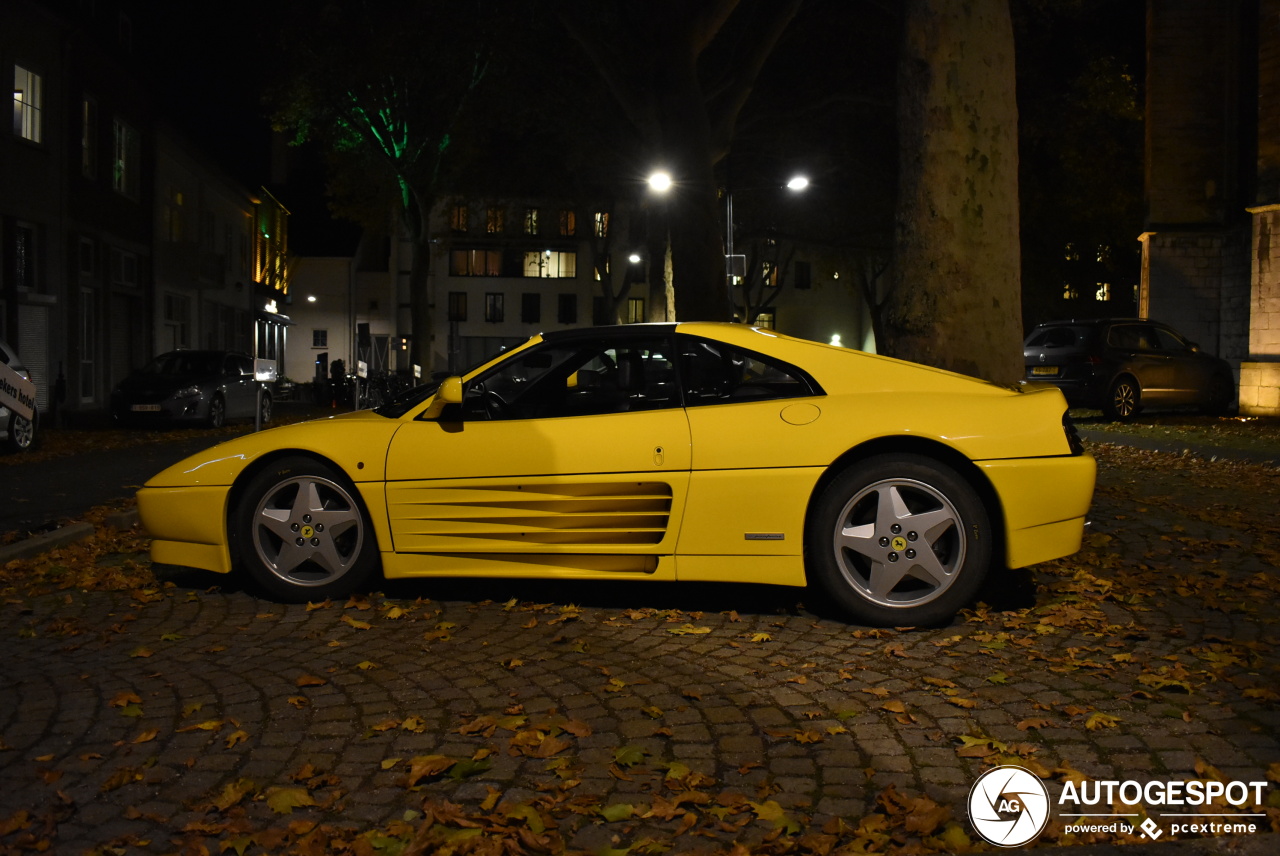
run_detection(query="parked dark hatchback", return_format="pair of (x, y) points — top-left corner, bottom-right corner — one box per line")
(111, 350), (271, 428)
(1023, 318), (1234, 419)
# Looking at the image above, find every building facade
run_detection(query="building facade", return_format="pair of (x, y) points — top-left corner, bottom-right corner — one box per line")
(1142, 0), (1280, 414)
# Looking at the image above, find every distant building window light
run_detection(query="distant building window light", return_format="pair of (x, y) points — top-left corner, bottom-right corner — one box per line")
(450, 204), (469, 233)
(1063, 283), (1079, 300)
(594, 212), (609, 238)
(486, 207), (505, 234)
(754, 312), (775, 329)
(450, 248), (501, 276)
(761, 261), (779, 287)
(627, 297), (645, 323)
(1096, 282), (1111, 302)
(524, 208), (539, 236)
(523, 250), (576, 279)
(559, 209), (576, 237)
(13, 65), (43, 143)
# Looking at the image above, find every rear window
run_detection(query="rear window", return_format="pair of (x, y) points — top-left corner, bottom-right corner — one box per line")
(1027, 326), (1085, 348)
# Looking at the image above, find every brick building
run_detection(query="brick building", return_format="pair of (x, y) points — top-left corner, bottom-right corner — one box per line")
(1142, 0), (1280, 414)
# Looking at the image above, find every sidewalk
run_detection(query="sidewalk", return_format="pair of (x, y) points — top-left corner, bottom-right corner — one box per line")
(0, 424), (1276, 853)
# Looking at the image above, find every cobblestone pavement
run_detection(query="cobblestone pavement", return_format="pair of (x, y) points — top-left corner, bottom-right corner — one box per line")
(0, 443), (1277, 854)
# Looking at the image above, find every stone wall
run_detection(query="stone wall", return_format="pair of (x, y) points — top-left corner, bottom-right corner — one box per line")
(1142, 229), (1252, 362)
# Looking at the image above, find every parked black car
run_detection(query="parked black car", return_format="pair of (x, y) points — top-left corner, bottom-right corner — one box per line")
(1023, 318), (1234, 420)
(0, 338), (38, 453)
(111, 350), (271, 428)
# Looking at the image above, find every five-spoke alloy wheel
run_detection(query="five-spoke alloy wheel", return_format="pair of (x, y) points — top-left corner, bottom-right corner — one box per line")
(807, 454), (992, 626)
(1104, 376), (1140, 420)
(235, 456), (378, 601)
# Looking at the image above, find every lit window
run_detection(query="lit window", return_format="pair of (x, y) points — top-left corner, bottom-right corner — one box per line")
(1096, 282), (1111, 302)
(559, 209), (576, 236)
(450, 249), (501, 276)
(761, 261), (779, 287)
(112, 118), (140, 198)
(594, 212), (609, 238)
(450, 204), (469, 233)
(524, 208), (539, 235)
(627, 297), (645, 323)
(13, 66), (42, 143)
(486, 207), (504, 234)
(1063, 283), (1079, 300)
(753, 312), (776, 329)
(523, 251), (576, 278)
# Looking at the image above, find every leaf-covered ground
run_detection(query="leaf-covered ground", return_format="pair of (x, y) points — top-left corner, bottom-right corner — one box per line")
(0, 443), (1277, 855)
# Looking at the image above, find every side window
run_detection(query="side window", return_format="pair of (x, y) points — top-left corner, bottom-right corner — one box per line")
(1108, 325), (1143, 350)
(462, 336), (678, 420)
(1152, 327), (1189, 351)
(677, 336), (818, 405)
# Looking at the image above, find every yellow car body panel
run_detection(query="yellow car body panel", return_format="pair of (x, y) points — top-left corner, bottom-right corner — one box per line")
(137, 322), (1095, 614)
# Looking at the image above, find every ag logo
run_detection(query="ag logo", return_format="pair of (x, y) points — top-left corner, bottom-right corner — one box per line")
(968, 765), (1050, 847)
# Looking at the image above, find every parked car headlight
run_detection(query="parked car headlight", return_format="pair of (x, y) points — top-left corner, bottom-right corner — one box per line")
(174, 385), (202, 398)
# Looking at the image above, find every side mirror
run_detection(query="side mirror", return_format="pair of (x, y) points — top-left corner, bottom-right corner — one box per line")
(421, 376), (463, 420)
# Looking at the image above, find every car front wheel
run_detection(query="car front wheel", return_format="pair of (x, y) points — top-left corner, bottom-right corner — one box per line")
(1103, 376), (1141, 420)
(259, 391), (273, 425)
(806, 454), (993, 627)
(5, 412), (36, 453)
(234, 456), (378, 601)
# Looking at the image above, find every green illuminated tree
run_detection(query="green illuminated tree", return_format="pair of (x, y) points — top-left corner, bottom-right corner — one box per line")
(267, 0), (494, 371)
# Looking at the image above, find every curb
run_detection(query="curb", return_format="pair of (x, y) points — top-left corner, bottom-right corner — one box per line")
(0, 508), (139, 565)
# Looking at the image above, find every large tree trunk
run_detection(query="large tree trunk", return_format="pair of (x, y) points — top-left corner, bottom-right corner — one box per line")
(406, 189), (434, 375)
(885, 0), (1023, 384)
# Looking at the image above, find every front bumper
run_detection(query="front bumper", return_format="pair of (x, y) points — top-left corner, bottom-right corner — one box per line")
(137, 484), (234, 573)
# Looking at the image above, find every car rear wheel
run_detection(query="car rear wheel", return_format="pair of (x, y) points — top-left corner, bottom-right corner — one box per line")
(1204, 372), (1234, 415)
(208, 394), (226, 429)
(234, 456), (378, 602)
(259, 391), (273, 425)
(1103, 376), (1141, 420)
(5, 412), (36, 453)
(806, 454), (993, 627)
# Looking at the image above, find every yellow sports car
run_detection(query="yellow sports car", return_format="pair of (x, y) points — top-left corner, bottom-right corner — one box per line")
(138, 323), (1095, 626)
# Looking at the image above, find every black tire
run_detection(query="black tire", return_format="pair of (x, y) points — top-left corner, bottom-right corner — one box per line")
(259, 391), (273, 425)
(233, 456), (379, 602)
(1103, 376), (1141, 420)
(1203, 373), (1234, 416)
(4, 410), (36, 453)
(806, 454), (993, 627)
(208, 394), (227, 429)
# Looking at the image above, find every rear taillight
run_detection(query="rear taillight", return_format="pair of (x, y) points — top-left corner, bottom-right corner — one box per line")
(1063, 411), (1084, 456)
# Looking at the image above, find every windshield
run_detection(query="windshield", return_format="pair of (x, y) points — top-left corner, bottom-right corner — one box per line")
(373, 379), (443, 418)
(141, 352), (223, 376)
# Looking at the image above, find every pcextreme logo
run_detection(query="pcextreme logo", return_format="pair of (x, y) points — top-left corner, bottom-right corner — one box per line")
(968, 765), (1270, 847)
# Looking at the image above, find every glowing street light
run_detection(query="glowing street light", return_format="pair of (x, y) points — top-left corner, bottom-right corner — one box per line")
(786, 175), (810, 192)
(647, 171), (673, 193)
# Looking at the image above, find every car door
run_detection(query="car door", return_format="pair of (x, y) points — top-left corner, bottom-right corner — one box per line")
(1151, 325), (1214, 403)
(221, 354), (254, 417)
(383, 333), (691, 573)
(1107, 323), (1175, 402)
(674, 334), (826, 581)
